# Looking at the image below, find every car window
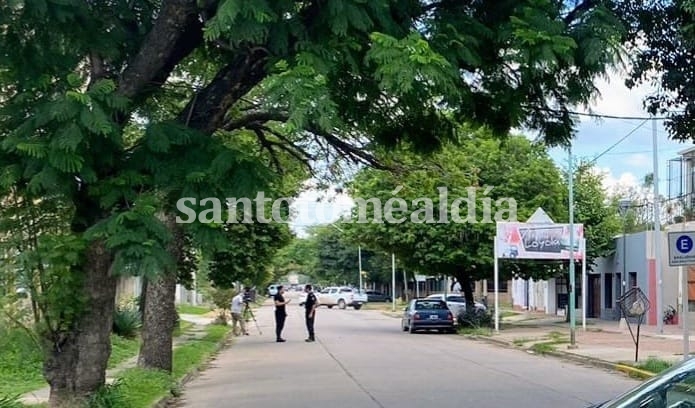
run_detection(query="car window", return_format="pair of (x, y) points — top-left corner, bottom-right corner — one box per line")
(320, 289), (329, 294)
(340, 288), (352, 293)
(446, 296), (466, 303)
(414, 301), (447, 310)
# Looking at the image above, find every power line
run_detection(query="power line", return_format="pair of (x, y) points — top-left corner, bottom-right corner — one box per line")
(536, 107), (681, 121)
(588, 119), (651, 163)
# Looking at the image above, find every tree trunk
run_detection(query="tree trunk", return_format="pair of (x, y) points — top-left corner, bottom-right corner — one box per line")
(454, 267), (475, 309)
(137, 214), (184, 372)
(137, 272), (177, 371)
(44, 240), (116, 408)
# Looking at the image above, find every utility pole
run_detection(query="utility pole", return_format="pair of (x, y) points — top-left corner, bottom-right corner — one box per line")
(652, 117), (663, 334)
(568, 146), (577, 348)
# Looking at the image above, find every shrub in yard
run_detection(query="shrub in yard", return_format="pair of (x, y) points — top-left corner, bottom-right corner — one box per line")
(87, 379), (126, 408)
(210, 287), (235, 325)
(457, 307), (493, 328)
(113, 303), (142, 339)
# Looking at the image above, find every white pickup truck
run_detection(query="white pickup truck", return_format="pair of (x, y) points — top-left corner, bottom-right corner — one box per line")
(318, 286), (367, 310)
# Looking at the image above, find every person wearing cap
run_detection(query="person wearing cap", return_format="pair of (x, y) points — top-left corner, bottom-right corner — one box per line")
(304, 284), (318, 342)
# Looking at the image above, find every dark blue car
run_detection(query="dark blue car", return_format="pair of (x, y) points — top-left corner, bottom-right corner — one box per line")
(401, 299), (455, 334)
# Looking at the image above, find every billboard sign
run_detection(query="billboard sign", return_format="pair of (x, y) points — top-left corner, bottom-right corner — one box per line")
(496, 222), (584, 260)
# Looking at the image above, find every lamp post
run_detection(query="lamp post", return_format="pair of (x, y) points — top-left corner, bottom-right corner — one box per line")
(618, 198), (631, 301)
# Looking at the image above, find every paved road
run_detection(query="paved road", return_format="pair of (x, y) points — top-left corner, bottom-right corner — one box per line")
(177, 302), (639, 408)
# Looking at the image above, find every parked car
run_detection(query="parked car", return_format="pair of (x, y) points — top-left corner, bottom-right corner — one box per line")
(401, 298), (455, 334)
(425, 294), (487, 315)
(589, 357), (695, 407)
(318, 286), (367, 309)
(365, 290), (391, 302)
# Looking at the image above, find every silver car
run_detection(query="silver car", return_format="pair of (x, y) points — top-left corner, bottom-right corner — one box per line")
(425, 294), (487, 316)
(591, 357), (695, 408)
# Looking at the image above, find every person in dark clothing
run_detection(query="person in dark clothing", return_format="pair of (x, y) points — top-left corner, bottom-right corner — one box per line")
(304, 284), (318, 342)
(273, 285), (290, 342)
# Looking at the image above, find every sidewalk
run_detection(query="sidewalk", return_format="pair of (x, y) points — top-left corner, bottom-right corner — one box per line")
(478, 312), (695, 371)
(19, 314), (215, 405)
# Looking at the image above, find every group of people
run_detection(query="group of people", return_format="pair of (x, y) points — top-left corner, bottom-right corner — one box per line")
(229, 284), (318, 343)
(273, 284), (317, 342)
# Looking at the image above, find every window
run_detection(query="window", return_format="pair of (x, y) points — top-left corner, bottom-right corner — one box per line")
(415, 301), (447, 310)
(446, 296), (466, 303)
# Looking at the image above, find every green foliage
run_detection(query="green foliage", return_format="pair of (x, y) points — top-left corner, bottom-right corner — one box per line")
(0, 324), (44, 398)
(456, 308), (494, 329)
(619, 1), (695, 140)
(345, 127), (565, 283)
(112, 303), (142, 339)
(0, 395), (23, 408)
(86, 379), (127, 408)
(561, 161), (621, 270)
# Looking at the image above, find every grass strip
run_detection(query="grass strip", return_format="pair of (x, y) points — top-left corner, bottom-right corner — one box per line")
(176, 304), (213, 315)
(112, 324), (231, 408)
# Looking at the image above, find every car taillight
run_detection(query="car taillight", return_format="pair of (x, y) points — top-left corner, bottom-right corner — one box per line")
(413, 313), (420, 320)
(447, 312), (453, 320)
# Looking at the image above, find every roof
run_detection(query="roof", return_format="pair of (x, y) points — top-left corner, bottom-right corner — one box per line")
(678, 146), (695, 156)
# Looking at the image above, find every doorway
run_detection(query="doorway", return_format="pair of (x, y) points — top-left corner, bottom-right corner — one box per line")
(589, 275), (601, 318)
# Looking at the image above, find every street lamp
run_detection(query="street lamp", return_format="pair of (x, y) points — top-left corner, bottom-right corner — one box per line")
(329, 223), (363, 291)
(618, 198), (631, 300)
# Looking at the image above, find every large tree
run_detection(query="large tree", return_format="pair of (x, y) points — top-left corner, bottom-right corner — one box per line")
(618, 0), (695, 140)
(344, 128), (567, 305)
(0, 0), (630, 404)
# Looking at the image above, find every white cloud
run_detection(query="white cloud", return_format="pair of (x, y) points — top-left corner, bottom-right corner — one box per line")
(590, 166), (640, 196)
(289, 187), (355, 232)
(622, 153), (652, 168)
(579, 69), (652, 120)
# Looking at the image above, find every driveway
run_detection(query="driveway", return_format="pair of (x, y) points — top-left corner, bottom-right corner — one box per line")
(176, 304), (638, 408)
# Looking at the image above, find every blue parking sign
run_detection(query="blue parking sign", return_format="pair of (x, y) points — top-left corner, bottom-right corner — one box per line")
(677, 236), (693, 254)
(669, 232), (695, 266)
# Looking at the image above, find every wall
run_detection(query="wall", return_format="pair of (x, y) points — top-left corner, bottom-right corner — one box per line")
(600, 231), (649, 321)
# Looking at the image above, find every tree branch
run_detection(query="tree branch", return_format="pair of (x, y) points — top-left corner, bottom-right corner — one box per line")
(224, 111), (290, 131)
(176, 48), (270, 133)
(116, 0), (205, 102)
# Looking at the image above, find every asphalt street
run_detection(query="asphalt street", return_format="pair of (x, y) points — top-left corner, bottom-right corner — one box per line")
(176, 301), (639, 408)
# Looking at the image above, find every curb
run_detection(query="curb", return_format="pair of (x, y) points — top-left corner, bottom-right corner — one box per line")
(152, 326), (234, 408)
(467, 335), (656, 379)
(614, 364), (656, 379)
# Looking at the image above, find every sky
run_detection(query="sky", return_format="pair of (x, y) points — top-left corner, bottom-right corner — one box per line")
(288, 71), (692, 236)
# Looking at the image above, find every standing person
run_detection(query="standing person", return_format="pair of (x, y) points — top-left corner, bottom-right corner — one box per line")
(274, 285), (290, 342)
(230, 288), (249, 336)
(304, 284), (318, 342)
(452, 279), (462, 294)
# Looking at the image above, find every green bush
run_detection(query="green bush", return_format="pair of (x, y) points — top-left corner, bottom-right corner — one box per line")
(113, 304), (142, 339)
(457, 307), (493, 328)
(87, 379), (126, 408)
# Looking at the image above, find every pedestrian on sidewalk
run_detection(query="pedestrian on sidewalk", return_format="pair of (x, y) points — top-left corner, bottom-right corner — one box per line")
(304, 284), (318, 342)
(452, 279), (461, 294)
(274, 285), (290, 342)
(230, 288), (249, 336)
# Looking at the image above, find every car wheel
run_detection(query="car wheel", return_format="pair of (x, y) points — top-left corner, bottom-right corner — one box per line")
(338, 299), (346, 309)
(409, 324), (416, 334)
(353, 304), (362, 310)
(327, 305), (333, 309)
(402, 323), (408, 332)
